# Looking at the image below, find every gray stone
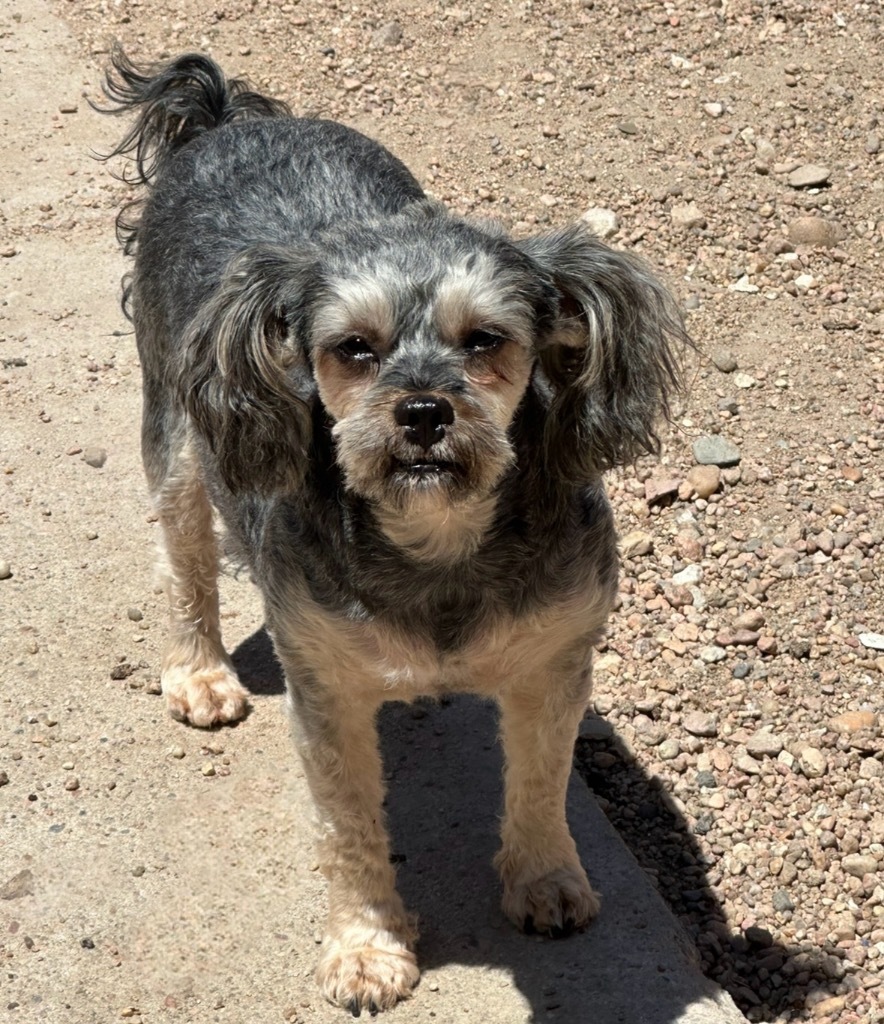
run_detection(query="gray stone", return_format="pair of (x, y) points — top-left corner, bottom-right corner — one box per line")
(658, 739), (681, 760)
(83, 447), (108, 469)
(841, 854), (878, 879)
(693, 436), (741, 467)
(746, 730), (784, 758)
(699, 646), (727, 664)
(578, 716), (614, 741)
(859, 632), (884, 651)
(772, 890), (795, 912)
(755, 138), (776, 164)
(0, 869), (34, 900)
(787, 216), (847, 248)
(370, 21), (403, 48)
(787, 163), (831, 188)
(710, 348), (738, 373)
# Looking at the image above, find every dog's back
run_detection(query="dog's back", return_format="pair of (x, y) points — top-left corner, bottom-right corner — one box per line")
(99, 48), (424, 338)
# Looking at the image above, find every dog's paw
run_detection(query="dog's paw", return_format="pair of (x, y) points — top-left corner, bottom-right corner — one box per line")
(162, 664), (249, 727)
(499, 859), (600, 937)
(317, 941), (419, 1014)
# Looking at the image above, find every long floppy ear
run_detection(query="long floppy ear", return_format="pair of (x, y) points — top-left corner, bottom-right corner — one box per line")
(181, 245), (320, 494)
(517, 224), (690, 479)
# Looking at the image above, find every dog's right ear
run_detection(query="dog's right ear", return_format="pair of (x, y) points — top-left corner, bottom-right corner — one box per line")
(182, 245), (319, 494)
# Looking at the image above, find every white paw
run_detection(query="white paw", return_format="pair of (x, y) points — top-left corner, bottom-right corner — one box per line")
(162, 664), (248, 727)
(499, 856), (600, 937)
(317, 939), (420, 1013)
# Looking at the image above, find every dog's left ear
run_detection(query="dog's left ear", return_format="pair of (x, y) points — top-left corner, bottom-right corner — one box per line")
(517, 225), (689, 479)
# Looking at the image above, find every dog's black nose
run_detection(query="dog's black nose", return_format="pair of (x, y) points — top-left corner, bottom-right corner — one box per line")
(394, 394), (454, 450)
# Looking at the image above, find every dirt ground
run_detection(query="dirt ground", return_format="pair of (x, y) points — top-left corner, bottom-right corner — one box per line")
(2, 0), (883, 1022)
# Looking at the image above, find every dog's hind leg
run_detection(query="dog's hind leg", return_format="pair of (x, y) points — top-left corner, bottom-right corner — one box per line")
(149, 430), (249, 728)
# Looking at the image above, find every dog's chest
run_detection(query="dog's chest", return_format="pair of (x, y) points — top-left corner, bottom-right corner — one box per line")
(289, 584), (610, 698)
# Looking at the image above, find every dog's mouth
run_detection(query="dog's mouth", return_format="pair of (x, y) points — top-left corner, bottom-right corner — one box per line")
(393, 457), (458, 478)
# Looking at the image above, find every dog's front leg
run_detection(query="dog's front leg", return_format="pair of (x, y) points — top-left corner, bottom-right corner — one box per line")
(283, 663), (418, 1013)
(495, 649), (600, 937)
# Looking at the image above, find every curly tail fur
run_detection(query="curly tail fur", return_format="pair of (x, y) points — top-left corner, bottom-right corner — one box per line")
(94, 46), (291, 318)
(95, 46), (291, 257)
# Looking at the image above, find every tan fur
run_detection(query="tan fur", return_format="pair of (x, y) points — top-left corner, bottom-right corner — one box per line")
(374, 490), (498, 563)
(495, 662), (601, 932)
(313, 273), (397, 350)
(269, 581), (611, 1002)
(312, 346), (378, 422)
(153, 440), (248, 727)
(433, 255), (536, 348)
(279, 577), (610, 699)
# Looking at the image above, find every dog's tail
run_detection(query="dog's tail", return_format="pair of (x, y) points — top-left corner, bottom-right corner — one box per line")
(96, 45), (291, 190)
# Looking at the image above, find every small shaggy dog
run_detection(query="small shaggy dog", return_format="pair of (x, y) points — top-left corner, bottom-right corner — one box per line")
(100, 49), (686, 1014)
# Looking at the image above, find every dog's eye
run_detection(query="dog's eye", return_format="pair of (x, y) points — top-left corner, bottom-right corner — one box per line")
(463, 330), (506, 354)
(336, 336), (377, 363)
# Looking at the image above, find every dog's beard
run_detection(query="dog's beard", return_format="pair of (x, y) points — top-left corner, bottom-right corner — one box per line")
(332, 408), (514, 562)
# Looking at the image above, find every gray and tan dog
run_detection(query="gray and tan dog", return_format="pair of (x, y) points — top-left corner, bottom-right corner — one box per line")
(100, 49), (687, 1015)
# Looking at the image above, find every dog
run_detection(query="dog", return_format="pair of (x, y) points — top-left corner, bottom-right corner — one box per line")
(99, 48), (687, 1015)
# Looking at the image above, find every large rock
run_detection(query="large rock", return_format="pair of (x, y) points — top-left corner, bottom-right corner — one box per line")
(787, 163), (831, 188)
(693, 436), (741, 467)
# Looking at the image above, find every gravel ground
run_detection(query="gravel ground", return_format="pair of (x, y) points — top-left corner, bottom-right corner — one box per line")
(3, 0), (883, 1022)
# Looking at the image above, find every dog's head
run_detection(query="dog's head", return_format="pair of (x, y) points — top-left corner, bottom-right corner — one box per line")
(183, 205), (686, 560)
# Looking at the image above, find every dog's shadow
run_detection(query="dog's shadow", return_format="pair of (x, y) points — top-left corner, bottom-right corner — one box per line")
(233, 629), (831, 1022)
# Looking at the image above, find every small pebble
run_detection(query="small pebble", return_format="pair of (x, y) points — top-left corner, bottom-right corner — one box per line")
(82, 447), (107, 469)
(746, 730), (784, 758)
(710, 348), (738, 373)
(581, 206), (620, 239)
(683, 712), (719, 737)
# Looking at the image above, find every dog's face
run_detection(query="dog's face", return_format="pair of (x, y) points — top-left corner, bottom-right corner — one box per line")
(309, 236), (553, 523)
(182, 204), (686, 559)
